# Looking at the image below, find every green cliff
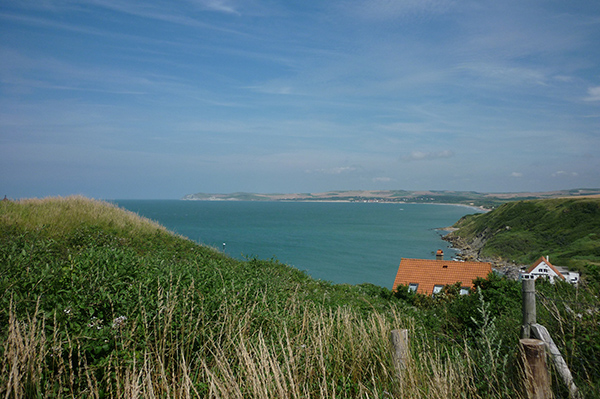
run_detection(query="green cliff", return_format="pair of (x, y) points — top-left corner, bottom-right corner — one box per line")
(445, 197), (600, 272)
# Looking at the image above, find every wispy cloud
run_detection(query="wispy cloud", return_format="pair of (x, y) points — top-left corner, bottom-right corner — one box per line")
(29, 0), (248, 33)
(511, 172), (523, 178)
(456, 63), (548, 87)
(345, 0), (454, 20)
(584, 86), (600, 101)
(192, 0), (240, 14)
(306, 166), (359, 175)
(552, 171), (578, 178)
(244, 83), (295, 95)
(403, 150), (454, 161)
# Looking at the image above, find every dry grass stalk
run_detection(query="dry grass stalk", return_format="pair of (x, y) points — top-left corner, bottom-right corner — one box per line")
(1, 299), (47, 397)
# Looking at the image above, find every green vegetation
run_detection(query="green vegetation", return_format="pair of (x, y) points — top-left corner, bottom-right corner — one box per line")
(447, 198), (600, 271)
(1, 196), (598, 397)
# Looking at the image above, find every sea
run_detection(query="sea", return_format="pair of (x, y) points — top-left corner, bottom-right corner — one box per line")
(112, 200), (482, 289)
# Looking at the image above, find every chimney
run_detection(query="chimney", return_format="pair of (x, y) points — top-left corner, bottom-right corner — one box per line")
(436, 249), (443, 261)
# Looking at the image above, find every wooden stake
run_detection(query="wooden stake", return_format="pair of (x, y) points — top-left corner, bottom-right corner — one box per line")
(390, 329), (409, 374)
(520, 339), (551, 399)
(522, 279), (536, 339)
(531, 323), (580, 398)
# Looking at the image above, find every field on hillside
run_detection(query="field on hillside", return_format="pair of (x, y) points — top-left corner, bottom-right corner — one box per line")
(1, 197), (598, 398)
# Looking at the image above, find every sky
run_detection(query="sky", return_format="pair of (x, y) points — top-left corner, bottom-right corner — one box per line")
(1, 0), (600, 199)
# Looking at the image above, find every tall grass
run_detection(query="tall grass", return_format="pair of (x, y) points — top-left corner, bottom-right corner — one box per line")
(2, 286), (526, 398)
(1, 196), (168, 237)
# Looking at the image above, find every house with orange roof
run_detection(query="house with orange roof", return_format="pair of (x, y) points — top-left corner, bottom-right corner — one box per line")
(392, 250), (492, 296)
(520, 256), (579, 285)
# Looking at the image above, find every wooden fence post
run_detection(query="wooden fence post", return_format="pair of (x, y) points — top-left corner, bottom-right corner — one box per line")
(520, 339), (551, 399)
(531, 324), (581, 399)
(390, 329), (409, 375)
(521, 279), (536, 339)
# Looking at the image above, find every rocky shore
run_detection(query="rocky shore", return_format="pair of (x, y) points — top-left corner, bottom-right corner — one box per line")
(442, 230), (524, 280)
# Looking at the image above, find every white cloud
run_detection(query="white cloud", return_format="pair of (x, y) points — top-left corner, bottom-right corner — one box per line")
(456, 63), (548, 86)
(192, 0), (240, 14)
(552, 171), (578, 177)
(306, 166), (358, 175)
(244, 83), (295, 95)
(584, 86), (600, 101)
(403, 150), (454, 161)
(511, 172), (523, 178)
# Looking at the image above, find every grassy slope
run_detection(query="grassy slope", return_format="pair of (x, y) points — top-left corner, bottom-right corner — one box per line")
(0, 197), (406, 342)
(1, 196), (598, 398)
(0, 196), (398, 305)
(0, 196), (415, 397)
(448, 198), (600, 270)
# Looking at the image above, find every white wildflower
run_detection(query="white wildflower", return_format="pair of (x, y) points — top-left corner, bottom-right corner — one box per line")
(112, 315), (127, 329)
(87, 317), (103, 330)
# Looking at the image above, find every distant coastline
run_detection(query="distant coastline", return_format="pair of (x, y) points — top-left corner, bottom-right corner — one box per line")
(182, 188), (600, 210)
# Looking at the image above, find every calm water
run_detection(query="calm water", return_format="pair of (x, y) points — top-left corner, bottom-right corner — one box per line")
(113, 200), (481, 289)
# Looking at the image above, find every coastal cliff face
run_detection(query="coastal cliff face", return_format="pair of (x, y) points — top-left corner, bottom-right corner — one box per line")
(443, 198), (600, 275)
(443, 226), (521, 278)
(443, 228), (490, 261)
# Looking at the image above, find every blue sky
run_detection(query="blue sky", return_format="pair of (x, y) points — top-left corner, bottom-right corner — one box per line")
(1, 0), (599, 199)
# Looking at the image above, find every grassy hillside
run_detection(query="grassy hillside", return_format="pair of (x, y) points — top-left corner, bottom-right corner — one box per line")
(1, 196), (598, 398)
(446, 198), (600, 272)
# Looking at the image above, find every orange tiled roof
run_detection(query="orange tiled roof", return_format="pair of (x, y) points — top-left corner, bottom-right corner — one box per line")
(392, 258), (492, 295)
(527, 257), (565, 280)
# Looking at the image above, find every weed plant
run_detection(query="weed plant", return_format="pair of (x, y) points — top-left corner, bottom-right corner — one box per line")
(535, 279), (600, 397)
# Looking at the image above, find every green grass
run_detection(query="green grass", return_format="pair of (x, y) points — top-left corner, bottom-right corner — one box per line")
(1, 196), (598, 398)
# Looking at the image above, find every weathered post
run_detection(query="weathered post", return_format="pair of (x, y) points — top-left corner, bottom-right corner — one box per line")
(531, 323), (580, 398)
(390, 329), (409, 375)
(520, 339), (551, 399)
(521, 278), (536, 339)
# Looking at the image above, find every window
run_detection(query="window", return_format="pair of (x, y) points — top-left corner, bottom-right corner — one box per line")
(408, 283), (418, 292)
(432, 285), (443, 296)
(460, 287), (470, 295)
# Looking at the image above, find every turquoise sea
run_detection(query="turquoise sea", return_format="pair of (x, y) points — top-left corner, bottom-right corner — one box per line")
(113, 200), (481, 289)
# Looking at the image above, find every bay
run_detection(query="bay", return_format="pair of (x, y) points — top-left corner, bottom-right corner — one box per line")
(112, 200), (481, 289)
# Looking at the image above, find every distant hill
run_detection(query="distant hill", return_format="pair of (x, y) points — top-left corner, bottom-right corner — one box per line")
(444, 197), (600, 272)
(183, 188), (600, 209)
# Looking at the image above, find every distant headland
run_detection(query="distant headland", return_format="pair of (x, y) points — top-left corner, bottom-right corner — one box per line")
(182, 188), (600, 210)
